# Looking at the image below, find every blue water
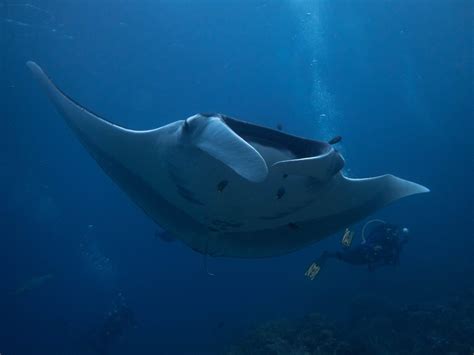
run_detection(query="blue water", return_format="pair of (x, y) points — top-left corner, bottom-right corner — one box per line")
(1, 1), (472, 354)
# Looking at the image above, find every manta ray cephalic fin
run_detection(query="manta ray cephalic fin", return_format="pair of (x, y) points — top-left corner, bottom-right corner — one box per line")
(189, 115), (269, 183)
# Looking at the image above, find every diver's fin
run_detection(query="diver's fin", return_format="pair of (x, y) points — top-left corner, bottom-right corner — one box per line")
(272, 149), (344, 182)
(305, 262), (322, 280)
(341, 228), (354, 248)
(192, 117), (268, 183)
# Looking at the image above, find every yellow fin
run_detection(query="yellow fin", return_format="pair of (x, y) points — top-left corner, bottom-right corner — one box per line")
(341, 228), (354, 248)
(305, 262), (321, 280)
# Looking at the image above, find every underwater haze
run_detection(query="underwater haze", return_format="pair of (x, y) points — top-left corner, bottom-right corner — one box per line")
(1, 0), (473, 354)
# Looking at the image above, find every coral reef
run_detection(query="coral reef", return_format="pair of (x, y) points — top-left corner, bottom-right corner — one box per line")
(228, 288), (474, 355)
(228, 313), (369, 355)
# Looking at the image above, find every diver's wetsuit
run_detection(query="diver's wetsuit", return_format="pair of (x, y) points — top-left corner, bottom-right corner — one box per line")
(318, 223), (408, 271)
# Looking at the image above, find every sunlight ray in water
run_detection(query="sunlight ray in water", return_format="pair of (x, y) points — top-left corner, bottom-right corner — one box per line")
(289, 0), (339, 142)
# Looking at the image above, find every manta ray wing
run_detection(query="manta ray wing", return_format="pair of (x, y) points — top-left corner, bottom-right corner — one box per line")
(27, 61), (209, 245)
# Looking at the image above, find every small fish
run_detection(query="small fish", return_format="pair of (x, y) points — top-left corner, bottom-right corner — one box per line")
(282, 173), (288, 179)
(276, 123), (283, 131)
(217, 180), (228, 192)
(328, 136), (342, 145)
(276, 187), (285, 199)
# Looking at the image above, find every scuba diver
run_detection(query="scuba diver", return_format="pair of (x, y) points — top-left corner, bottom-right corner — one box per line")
(305, 220), (410, 280)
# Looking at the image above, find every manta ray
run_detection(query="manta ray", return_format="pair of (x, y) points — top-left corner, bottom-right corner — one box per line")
(27, 61), (429, 258)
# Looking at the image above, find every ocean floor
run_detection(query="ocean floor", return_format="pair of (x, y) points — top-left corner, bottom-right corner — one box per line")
(228, 287), (474, 355)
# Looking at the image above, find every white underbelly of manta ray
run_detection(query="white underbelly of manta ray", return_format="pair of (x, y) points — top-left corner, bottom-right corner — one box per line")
(27, 61), (430, 258)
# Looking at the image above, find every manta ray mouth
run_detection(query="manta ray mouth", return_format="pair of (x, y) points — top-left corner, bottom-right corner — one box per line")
(195, 113), (345, 181)
(200, 113), (332, 160)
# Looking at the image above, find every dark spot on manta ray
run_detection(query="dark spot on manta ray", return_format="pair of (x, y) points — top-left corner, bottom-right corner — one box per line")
(282, 173), (288, 179)
(276, 187), (286, 199)
(328, 136), (342, 145)
(217, 180), (228, 192)
(288, 222), (300, 230)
